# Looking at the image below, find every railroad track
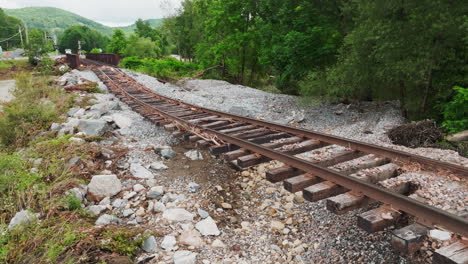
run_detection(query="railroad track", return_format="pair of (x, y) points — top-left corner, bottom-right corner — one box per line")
(89, 64), (468, 263)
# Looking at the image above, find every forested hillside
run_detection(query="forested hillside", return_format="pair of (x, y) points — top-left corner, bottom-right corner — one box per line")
(0, 9), (23, 50)
(4, 7), (163, 36)
(162, 0), (467, 121)
(118, 19), (163, 35)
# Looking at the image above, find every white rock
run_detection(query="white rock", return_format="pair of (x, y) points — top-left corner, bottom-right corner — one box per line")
(111, 113), (133, 129)
(161, 235), (177, 251)
(77, 119), (109, 136)
(122, 209), (134, 217)
(195, 217), (220, 236)
(188, 182), (200, 193)
(123, 191), (137, 200)
(147, 186), (165, 199)
(179, 230), (203, 248)
(99, 197), (111, 206)
(149, 161), (168, 170)
(173, 250), (197, 264)
(69, 137), (85, 143)
(68, 187), (85, 201)
(133, 184), (145, 192)
(154, 202), (166, 212)
(197, 209), (209, 219)
(95, 214), (121, 226)
(429, 229), (452, 241)
(211, 239), (225, 248)
(221, 203), (232, 209)
(87, 175), (122, 200)
(271, 221), (285, 231)
(112, 198), (126, 208)
(163, 208), (194, 222)
(160, 148), (176, 159)
(184, 150), (203, 160)
(8, 210), (38, 230)
(130, 163), (154, 179)
(136, 207), (145, 216)
(86, 205), (106, 216)
(142, 235), (157, 253)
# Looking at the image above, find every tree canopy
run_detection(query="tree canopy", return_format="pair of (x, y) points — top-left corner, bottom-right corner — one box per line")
(0, 8), (23, 50)
(58, 25), (109, 53)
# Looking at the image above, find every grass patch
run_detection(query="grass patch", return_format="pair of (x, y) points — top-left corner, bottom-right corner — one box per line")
(120, 56), (199, 81)
(0, 72), (73, 150)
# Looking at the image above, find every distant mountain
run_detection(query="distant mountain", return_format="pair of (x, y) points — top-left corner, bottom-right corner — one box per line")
(4, 7), (164, 36)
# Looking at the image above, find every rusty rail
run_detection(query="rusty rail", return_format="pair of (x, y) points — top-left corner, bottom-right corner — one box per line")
(93, 67), (468, 237)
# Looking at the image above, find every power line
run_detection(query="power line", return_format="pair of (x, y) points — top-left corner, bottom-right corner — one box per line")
(0, 32), (20, 43)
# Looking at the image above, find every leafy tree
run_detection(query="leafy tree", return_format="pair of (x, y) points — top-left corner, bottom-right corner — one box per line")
(24, 28), (52, 65)
(106, 29), (127, 56)
(0, 8), (23, 49)
(58, 25), (109, 53)
(124, 35), (161, 58)
(134, 19), (168, 55)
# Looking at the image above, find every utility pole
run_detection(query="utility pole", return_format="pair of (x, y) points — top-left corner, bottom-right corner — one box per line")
(78, 40), (81, 55)
(18, 25), (24, 47)
(22, 21), (29, 45)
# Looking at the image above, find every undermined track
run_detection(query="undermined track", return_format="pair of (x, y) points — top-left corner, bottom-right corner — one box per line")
(91, 65), (468, 263)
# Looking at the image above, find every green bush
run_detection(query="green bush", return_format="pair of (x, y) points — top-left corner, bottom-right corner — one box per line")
(441, 86), (468, 133)
(89, 48), (101, 54)
(120, 57), (199, 80)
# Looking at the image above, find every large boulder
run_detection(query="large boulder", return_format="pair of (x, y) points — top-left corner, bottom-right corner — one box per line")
(8, 210), (38, 230)
(87, 175), (122, 201)
(111, 113), (133, 129)
(77, 120), (110, 136)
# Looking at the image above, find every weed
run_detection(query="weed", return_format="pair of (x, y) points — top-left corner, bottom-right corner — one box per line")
(65, 195), (82, 211)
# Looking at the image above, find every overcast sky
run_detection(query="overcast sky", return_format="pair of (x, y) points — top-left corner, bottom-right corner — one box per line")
(0, 0), (182, 27)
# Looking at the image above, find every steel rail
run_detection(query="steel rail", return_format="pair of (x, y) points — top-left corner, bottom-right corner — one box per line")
(97, 68), (468, 236)
(106, 68), (468, 176)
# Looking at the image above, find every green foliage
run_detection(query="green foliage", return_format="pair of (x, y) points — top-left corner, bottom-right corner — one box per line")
(58, 25), (109, 53)
(0, 73), (71, 149)
(37, 57), (55, 75)
(106, 29), (127, 56)
(121, 57), (199, 80)
(99, 229), (143, 257)
(440, 86), (468, 133)
(118, 18), (163, 35)
(65, 195), (82, 211)
(4, 7), (113, 36)
(0, 8), (23, 49)
(89, 48), (101, 54)
(24, 28), (54, 65)
(124, 35), (161, 58)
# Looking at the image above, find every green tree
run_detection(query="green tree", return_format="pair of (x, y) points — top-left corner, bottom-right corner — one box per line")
(58, 25), (109, 53)
(124, 35), (161, 58)
(24, 28), (52, 65)
(106, 29), (127, 56)
(0, 8), (23, 49)
(319, 0), (467, 118)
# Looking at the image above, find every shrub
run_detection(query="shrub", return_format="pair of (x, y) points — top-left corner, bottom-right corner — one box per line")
(90, 48), (101, 54)
(441, 86), (468, 133)
(120, 57), (199, 80)
(120, 56), (143, 70)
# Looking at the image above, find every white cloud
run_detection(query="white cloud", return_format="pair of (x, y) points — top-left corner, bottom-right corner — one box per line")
(0, 0), (182, 26)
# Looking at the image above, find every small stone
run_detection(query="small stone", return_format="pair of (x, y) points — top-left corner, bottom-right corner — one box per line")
(77, 119), (109, 136)
(86, 205), (106, 216)
(136, 207), (145, 216)
(142, 235), (157, 253)
(69, 137), (85, 143)
(149, 161), (168, 170)
(95, 214), (121, 226)
(271, 221), (285, 231)
(429, 229), (452, 241)
(99, 197), (111, 206)
(154, 202), (166, 212)
(112, 198), (126, 208)
(241, 221), (250, 230)
(173, 250), (197, 264)
(8, 210), (38, 230)
(163, 208), (194, 222)
(130, 163), (154, 179)
(160, 148), (176, 159)
(50, 123), (62, 131)
(68, 187), (85, 201)
(122, 209), (134, 217)
(133, 184), (145, 192)
(123, 191), (137, 200)
(195, 217), (220, 236)
(221, 203), (232, 209)
(161, 235), (177, 251)
(87, 175), (122, 201)
(294, 194), (304, 204)
(147, 186), (165, 199)
(65, 157), (82, 170)
(184, 150), (203, 160)
(188, 182), (201, 193)
(197, 208), (209, 219)
(212, 239), (225, 248)
(179, 230), (203, 248)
